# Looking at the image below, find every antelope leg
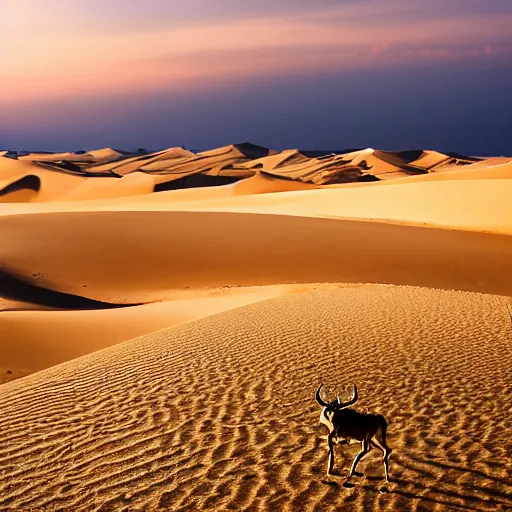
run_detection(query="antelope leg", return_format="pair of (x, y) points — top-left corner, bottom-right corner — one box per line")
(327, 432), (336, 475)
(372, 438), (392, 482)
(348, 439), (369, 479)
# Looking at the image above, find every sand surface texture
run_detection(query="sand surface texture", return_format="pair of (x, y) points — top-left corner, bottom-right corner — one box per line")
(1, 287), (512, 511)
(1, 144), (511, 511)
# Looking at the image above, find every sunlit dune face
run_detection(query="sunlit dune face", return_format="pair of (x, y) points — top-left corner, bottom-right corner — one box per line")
(2, 0), (512, 106)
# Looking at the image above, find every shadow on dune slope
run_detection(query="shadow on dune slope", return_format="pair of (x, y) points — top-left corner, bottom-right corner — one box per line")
(0, 270), (140, 310)
(154, 174), (240, 192)
(0, 175), (41, 202)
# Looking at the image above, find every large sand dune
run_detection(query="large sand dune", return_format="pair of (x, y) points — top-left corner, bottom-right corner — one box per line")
(1, 143), (511, 510)
(1, 286), (511, 511)
(0, 284), (307, 375)
(2, 210), (512, 305)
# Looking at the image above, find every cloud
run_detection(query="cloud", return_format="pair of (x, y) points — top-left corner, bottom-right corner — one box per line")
(2, 0), (512, 107)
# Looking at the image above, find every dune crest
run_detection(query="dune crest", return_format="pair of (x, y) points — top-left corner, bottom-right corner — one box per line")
(1, 142), (511, 511)
(2, 144), (498, 203)
(1, 286), (511, 510)
(0, 283), (312, 376)
(2, 210), (512, 305)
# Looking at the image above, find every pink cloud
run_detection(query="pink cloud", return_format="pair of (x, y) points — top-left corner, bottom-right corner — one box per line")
(2, 2), (511, 107)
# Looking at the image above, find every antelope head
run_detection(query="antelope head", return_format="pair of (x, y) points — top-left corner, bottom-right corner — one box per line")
(316, 384), (358, 432)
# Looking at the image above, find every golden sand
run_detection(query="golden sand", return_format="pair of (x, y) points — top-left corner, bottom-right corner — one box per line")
(0, 146), (511, 510)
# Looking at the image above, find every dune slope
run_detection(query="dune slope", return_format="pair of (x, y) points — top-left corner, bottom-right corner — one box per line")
(2, 175), (511, 236)
(2, 210), (512, 304)
(0, 284), (306, 376)
(0, 286), (511, 511)
(1, 141), (511, 512)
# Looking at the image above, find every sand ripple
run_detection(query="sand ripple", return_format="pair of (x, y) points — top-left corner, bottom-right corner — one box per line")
(0, 285), (511, 511)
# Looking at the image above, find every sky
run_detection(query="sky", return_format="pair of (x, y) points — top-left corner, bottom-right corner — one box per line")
(2, 0), (512, 154)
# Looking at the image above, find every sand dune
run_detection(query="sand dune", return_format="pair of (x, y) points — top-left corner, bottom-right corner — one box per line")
(1, 142), (511, 511)
(138, 143), (269, 183)
(405, 149), (453, 169)
(305, 148), (472, 181)
(87, 148), (129, 164)
(461, 157), (511, 169)
(0, 284), (305, 377)
(230, 171), (317, 194)
(2, 153), (511, 229)
(0, 172), (316, 214)
(329, 157), (512, 188)
(19, 151), (96, 164)
(2, 209), (512, 305)
(19, 148), (127, 165)
(59, 172), (156, 201)
(86, 148), (195, 176)
(1, 145), (491, 204)
(3, 176), (510, 233)
(0, 157), (85, 202)
(178, 179), (512, 234)
(108, 178), (512, 235)
(243, 149), (310, 169)
(1, 286), (511, 511)
(0, 157), (42, 180)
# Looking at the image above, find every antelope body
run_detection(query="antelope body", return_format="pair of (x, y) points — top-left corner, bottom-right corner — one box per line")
(315, 384), (391, 482)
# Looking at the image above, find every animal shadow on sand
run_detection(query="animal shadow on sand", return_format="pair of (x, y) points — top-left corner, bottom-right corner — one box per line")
(388, 454), (512, 511)
(320, 453), (512, 511)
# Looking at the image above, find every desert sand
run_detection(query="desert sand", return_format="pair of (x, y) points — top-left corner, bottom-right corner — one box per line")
(1, 144), (511, 511)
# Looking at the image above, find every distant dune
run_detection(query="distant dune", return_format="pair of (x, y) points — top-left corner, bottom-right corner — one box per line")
(0, 143), (511, 511)
(0, 144), (483, 202)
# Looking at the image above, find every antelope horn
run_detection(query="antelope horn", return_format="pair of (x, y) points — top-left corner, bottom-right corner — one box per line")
(338, 384), (358, 409)
(315, 384), (330, 408)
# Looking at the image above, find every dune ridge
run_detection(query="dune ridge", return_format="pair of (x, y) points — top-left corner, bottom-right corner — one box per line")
(1, 141), (512, 510)
(0, 284), (312, 376)
(2, 210), (512, 305)
(1, 143), (496, 203)
(1, 286), (511, 511)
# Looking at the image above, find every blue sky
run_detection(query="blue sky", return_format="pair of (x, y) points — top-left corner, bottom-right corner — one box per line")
(2, 0), (512, 153)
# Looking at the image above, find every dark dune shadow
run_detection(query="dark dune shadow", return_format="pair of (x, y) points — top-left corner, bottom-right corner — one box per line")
(0, 270), (140, 310)
(373, 149), (431, 175)
(0, 175), (40, 201)
(35, 160), (123, 177)
(154, 174), (240, 192)
(447, 152), (482, 162)
(233, 142), (272, 159)
(356, 174), (380, 182)
(259, 171), (306, 183)
(373, 149), (425, 166)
